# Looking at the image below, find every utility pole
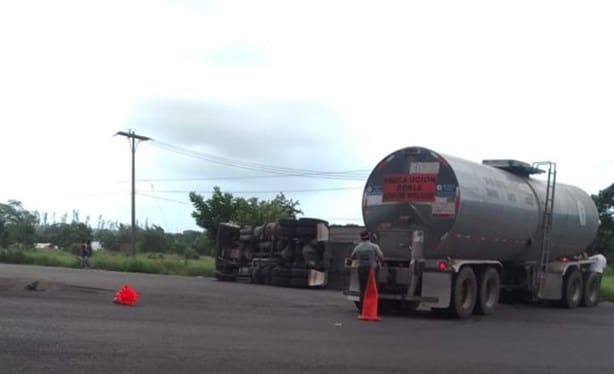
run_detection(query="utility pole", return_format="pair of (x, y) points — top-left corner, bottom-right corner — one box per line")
(115, 130), (151, 257)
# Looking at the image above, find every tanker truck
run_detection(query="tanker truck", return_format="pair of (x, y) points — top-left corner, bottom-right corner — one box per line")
(345, 146), (602, 318)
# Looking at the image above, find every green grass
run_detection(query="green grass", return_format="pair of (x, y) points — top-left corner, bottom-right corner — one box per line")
(0, 248), (76, 267)
(93, 251), (214, 276)
(0, 248), (214, 277)
(601, 267), (614, 302)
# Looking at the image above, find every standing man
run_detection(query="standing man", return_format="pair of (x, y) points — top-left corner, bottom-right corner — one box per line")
(80, 240), (93, 269)
(78, 240), (87, 268)
(350, 230), (384, 308)
(589, 251), (607, 278)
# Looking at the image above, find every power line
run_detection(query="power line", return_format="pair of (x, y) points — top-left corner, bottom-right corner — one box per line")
(139, 186), (363, 195)
(150, 141), (370, 181)
(58, 191), (128, 198)
(118, 173), (368, 183)
(137, 193), (191, 206)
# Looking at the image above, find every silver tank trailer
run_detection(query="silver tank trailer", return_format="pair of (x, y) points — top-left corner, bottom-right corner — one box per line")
(362, 146), (599, 262)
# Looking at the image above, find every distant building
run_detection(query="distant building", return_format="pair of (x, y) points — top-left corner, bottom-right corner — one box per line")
(35, 243), (57, 249)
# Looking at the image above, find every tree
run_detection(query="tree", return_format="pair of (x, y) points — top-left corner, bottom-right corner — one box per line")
(95, 229), (121, 251)
(141, 225), (168, 253)
(94, 224), (133, 252)
(591, 183), (614, 257)
(0, 200), (38, 248)
(167, 230), (206, 255)
(38, 222), (92, 250)
(190, 187), (236, 240)
(190, 187), (302, 239)
(233, 193), (302, 226)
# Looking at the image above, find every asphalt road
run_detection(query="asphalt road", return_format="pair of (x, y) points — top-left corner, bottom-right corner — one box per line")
(1, 263), (614, 374)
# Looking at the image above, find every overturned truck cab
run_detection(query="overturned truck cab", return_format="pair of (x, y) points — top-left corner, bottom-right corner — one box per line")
(215, 218), (330, 287)
(346, 146), (602, 318)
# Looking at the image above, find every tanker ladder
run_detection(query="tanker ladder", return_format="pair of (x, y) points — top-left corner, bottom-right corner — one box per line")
(531, 161), (557, 299)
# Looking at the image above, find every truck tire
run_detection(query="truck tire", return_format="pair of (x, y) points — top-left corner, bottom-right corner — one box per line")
(581, 272), (600, 307)
(214, 271), (236, 282)
(239, 226), (253, 235)
(272, 267), (291, 278)
(272, 274), (290, 287)
(291, 268), (309, 278)
(239, 234), (253, 241)
(451, 267), (478, 319)
(262, 266), (273, 285)
(258, 241), (274, 250)
(475, 267), (500, 315)
(253, 226), (264, 239)
(264, 222), (278, 237)
(563, 269), (583, 309)
(272, 276), (289, 286)
(290, 268), (309, 288)
(278, 227), (298, 237)
(277, 219), (298, 237)
(290, 277), (308, 287)
(271, 266), (291, 286)
(251, 267), (263, 284)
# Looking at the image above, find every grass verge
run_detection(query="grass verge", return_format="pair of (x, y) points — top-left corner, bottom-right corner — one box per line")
(0, 248), (214, 277)
(601, 267), (614, 302)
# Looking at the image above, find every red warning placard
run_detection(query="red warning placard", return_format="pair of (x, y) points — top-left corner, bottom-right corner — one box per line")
(382, 174), (437, 202)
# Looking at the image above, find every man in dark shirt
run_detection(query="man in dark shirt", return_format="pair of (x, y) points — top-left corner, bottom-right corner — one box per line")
(350, 230), (384, 308)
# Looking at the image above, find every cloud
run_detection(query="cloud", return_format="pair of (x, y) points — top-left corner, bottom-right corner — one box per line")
(127, 98), (356, 170)
(201, 44), (269, 66)
(117, 97), (368, 229)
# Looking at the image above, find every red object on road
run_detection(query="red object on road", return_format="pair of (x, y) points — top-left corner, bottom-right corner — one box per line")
(113, 284), (139, 306)
(358, 269), (380, 322)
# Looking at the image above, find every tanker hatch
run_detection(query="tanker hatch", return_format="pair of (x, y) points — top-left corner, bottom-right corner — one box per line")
(482, 159), (544, 177)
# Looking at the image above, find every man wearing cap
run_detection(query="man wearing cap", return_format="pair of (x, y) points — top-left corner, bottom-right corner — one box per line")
(351, 230), (384, 308)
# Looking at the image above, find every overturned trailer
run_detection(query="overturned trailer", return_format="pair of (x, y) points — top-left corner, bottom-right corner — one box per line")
(215, 220), (362, 289)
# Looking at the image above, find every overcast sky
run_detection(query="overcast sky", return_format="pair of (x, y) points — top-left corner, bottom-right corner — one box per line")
(0, 0), (612, 233)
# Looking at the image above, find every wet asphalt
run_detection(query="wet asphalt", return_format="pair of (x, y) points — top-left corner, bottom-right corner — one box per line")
(1, 263), (614, 374)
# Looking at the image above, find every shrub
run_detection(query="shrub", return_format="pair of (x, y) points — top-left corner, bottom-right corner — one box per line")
(0, 249), (31, 264)
(183, 249), (200, 260)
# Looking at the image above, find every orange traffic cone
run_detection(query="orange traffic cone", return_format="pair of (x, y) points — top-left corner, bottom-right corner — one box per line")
(113, 284), (139, 306)
(358, 268), (380, 321)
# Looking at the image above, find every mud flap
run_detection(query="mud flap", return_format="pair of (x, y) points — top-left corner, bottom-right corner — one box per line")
(417, 272), (452, 310)
(538, 272), (563, 300)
